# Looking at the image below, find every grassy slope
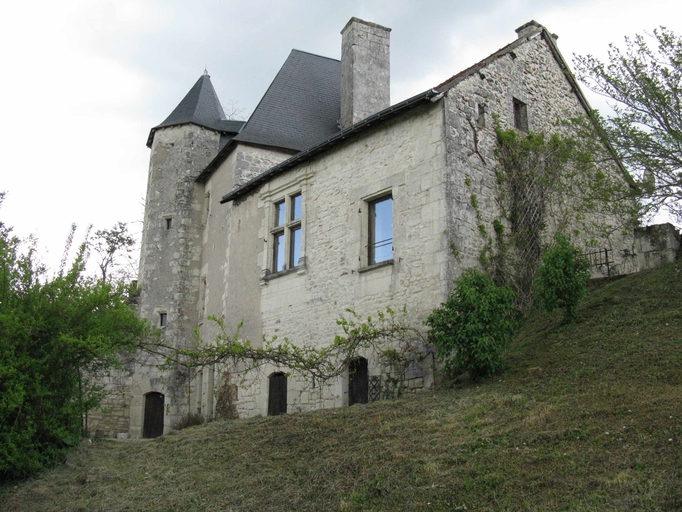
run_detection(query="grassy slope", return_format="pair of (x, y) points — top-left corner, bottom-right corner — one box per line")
(2, 263), (681, 511)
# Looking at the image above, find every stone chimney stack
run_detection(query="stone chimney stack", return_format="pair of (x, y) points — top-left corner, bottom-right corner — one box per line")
(340, 18), (391, 130)
(515, 20), (543, 39)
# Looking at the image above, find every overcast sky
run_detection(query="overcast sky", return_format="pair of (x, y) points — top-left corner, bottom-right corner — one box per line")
(2, 0), (681, 271)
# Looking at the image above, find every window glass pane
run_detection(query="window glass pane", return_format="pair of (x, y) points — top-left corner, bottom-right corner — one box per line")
(275, 201), (285, 227)
(274, 232), (285, 272)
(291, 194), (302, 220)
(290, 226), (301, 267)
(370, 197), (393, 264)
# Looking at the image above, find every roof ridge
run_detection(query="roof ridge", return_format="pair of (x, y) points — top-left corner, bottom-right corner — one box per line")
(290, 48), (340, 62)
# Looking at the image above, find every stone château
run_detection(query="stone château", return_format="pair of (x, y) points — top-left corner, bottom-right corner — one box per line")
(91, 18), (665, 438)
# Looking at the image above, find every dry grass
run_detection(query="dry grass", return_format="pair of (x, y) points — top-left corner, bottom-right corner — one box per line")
(2, 262), (682, 511)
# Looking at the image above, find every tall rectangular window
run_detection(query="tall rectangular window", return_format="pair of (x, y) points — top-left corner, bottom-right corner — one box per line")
(271, 193), (303, 273)
(369, 195), (393, 264)
(513, 98), (528, 132)
(159, 312), (167, 328)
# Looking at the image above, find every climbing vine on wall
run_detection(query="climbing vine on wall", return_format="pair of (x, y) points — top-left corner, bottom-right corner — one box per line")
(489, 117), (639, 312)
(158, 307), (433, 408)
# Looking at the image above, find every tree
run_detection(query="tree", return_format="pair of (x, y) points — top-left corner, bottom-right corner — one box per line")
(574, 27), (682, 221)
(0, 197), (151, 479)
(89, 222), (136, 283)
(534, 233), (591, 323)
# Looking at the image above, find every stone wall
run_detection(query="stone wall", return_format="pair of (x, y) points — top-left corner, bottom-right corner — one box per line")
(194, 143), (291, 417)
(133, 123), (221, 436)
(635, 223), (681, 270)
(442, 29), (635, 289)
(224, 100), (446, 416)
(86, 370), (132, 438)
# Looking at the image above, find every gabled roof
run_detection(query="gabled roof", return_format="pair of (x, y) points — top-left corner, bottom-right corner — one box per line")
(232, 50), (341, 151)
(147, 72), (244, 147)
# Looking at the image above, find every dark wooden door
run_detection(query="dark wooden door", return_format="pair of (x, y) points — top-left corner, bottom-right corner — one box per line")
(143, 392), (165, 438)
(349, 357), (369, 405)
(268, 373), (287, 416)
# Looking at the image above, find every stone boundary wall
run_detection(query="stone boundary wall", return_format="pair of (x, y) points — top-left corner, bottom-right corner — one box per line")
(86, 370), (132, 438)
(634, 223), (681, 270)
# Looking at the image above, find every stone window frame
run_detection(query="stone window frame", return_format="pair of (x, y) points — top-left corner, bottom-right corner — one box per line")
(358, 186), (395, 271)
(158, 311), (168, 328)
(164, 216), (173, 230)
(261, 180), (308, 281)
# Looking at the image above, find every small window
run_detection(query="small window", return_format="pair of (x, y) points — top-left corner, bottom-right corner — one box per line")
(200, 276), (207, 318)
(159, 312), (167, 328)
(477, 104), (486, 129)
(513, 98), (528, 132)
(368, 195), (393, 265)
(270, 193), (303, 273)
(165, 217), (173, 230)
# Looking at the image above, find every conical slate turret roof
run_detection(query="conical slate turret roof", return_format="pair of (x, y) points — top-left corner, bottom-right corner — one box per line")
(147, 71), (244, 147)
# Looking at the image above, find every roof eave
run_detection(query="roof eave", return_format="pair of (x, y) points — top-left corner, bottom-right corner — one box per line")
(146, 121), (241, 149)
(220, 88), (441, 204)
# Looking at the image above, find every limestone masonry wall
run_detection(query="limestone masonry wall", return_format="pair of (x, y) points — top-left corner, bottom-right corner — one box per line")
(133, 123), (222, 436)
(227, 101), (446, 416)
(442, 32), (634, 287)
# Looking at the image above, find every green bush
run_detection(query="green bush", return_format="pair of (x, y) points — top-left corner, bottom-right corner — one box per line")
(535, 233), (591, 323)
(425, 269), (517, 380)
(0, 205), (151, 480)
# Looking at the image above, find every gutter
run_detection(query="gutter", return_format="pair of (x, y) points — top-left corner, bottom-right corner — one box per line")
(220, 88), (440, 204)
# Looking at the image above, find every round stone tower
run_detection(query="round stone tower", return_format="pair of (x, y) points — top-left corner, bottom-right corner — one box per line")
(130, 72), (243, 437)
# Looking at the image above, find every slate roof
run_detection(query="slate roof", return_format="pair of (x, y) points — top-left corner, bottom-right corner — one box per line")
(147, 72), (244, 147)
(231, 50), (341, 151)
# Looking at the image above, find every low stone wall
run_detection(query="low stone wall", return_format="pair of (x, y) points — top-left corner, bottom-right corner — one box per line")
(635, 223), (681, 271)
(87, 370), (132, 438)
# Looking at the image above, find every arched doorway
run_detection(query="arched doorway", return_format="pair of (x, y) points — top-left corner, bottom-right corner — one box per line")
(268, 372), (287, 416)
(348, 357), (369, 405)
(143, 392), (165, 438)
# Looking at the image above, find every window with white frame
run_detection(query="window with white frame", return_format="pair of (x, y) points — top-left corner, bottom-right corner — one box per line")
(368, 194), (393, 265)
(271, 192), (302, 273)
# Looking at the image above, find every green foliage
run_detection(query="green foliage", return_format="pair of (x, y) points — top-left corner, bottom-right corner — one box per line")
(490, 119), (637, 313)
(181, 306), (430, 394)
(0, 199), (150, 479)
(425, 269), (516, 379)
(535, 233), (591, 323)
(574, 27), (682, 222)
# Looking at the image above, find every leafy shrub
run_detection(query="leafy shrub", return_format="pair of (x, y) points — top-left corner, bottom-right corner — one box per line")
(173, 412), (205, 431)
(535, 233), (591, 323)
(0, 200), (151, 480)
(425, 269), (517, 380)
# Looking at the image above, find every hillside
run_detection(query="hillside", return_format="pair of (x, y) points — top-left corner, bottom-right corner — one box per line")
(2, 262), (681, 511)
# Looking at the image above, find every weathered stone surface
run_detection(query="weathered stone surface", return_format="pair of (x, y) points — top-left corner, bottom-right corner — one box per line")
(126, 21), (643, 432)
(341, 18), (391, 129)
